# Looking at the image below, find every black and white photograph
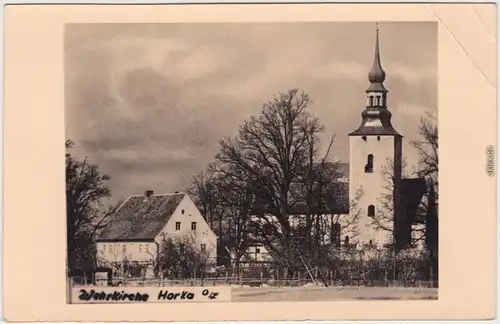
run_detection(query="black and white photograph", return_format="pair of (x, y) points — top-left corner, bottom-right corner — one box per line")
(65, 21), (439, 303)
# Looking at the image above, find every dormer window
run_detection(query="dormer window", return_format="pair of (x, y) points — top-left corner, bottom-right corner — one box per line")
(365, 154), (374, 173)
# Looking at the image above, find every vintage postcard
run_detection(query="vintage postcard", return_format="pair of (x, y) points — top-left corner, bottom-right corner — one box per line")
(3, 3), (497, 322)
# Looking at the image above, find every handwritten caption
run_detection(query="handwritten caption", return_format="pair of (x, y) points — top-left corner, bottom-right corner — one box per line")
(72, 286), (230, 303)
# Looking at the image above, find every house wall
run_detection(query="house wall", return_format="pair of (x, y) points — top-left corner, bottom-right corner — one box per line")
(245, 244), (272, 263)
(245, 213), (352, 261)
(155, 195), (218, 265)
(348, 135), (402, 247)
(96, 241), (159, 264)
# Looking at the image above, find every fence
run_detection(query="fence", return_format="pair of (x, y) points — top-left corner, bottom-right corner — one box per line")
(69, 247), (438, 289)
(69, 275), (437, 289)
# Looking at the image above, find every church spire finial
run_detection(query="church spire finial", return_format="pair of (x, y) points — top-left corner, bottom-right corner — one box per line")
(368, 22), (386, 84)
(349, 22), (401, 137)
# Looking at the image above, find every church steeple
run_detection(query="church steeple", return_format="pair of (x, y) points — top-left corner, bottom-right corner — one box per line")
(349, 23), (401, 137)
(368, 23), (386, 85)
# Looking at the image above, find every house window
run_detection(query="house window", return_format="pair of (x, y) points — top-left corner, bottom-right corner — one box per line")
(369, 240), (373, 245)
(181, 209), (185, 215)
(145, 245), (149, 253)
(103, 244), (106, 252)
(122, 244), (127, 253)
(344, 235), (350, 246)
(377, 136), (381, 141)
(365, 154), (374, 173)
(175, 222), (181, 231)
(139, 244), (142, 252)
(368, 205), (375, 217)
(255, 247), (260, 253)
(191, 222), (197, 231)
(201, 244), (206, 253)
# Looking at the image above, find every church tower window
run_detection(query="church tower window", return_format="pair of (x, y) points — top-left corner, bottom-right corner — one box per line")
(365, 154), (374, 173)
(367, 204), (375, 217)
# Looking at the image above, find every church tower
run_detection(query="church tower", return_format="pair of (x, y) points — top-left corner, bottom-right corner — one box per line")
(348, 24), (403, 247)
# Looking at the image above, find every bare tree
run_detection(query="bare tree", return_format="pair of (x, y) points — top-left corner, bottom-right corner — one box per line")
(155, 235), (215, 280)
(214, 89), (354, 273)
(215, 174), (255, 275)
(410, 114), (438, 283)
(410, 114), (438, 195)
(368, 157), (431, 255)
(188, 163), (224, 231)
(66, 140), (120, 275)
(370, 158), (409, 235)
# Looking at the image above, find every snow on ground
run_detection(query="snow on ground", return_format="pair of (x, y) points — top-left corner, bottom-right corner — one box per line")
(231, 286), (438, 302)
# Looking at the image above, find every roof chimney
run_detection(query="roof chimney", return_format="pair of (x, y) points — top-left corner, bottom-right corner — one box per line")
(145, 190), (154, 198)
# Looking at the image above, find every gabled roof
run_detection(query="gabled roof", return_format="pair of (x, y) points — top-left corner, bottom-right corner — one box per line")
(250, 180), (349, 216)
(336, 162), (349, 178)
(288, 181), (349, 215)
(97, 193), (185, 241)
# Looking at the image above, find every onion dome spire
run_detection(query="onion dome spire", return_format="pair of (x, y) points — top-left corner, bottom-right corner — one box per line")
(368, 23), (386, 84)
(349, 23), (401, 137)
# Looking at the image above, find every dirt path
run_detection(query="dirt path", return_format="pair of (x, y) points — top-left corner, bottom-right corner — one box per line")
(231, 286), (438, 302)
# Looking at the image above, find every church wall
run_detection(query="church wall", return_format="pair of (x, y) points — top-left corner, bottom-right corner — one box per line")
(348, 134), (400, 247)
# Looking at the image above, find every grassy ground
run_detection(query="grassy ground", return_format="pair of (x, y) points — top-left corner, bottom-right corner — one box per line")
(231, 286), (438, 302)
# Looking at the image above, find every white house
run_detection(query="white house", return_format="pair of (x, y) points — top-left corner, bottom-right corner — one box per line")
(96, 191), (217, 279)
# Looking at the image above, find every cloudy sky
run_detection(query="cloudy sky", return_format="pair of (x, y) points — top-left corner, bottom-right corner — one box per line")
(65, 22), (437, 203)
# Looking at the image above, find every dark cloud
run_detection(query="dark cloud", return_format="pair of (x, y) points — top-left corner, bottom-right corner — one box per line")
(65, 22), (437, 203)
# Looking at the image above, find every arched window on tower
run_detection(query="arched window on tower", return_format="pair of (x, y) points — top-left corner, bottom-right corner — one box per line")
(367, 205), (375, 217)
(365, 154), (374, 173)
